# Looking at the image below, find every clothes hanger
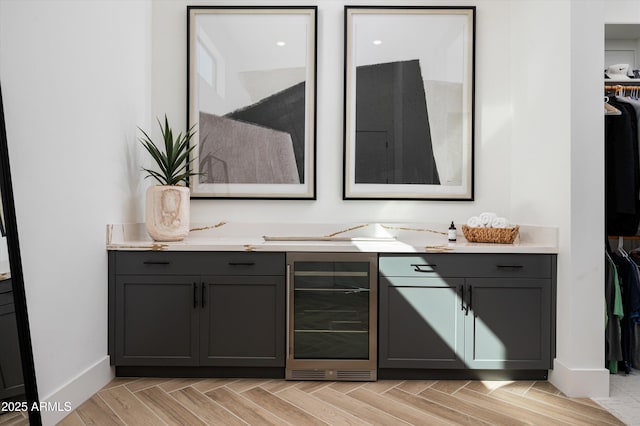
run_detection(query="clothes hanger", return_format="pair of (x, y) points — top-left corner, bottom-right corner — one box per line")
(606, 249), (614, 263)
(605, 102), (621, 115)
(604, 96), (622, 115)
(617, 236), (629, 258)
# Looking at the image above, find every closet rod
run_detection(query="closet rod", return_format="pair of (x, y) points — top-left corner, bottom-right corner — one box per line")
(604, 85), (640, 88)
(605, 84), (640, 91)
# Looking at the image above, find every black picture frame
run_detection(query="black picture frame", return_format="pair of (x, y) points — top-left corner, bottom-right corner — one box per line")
(343, 6), (475, 200)
(187, 6), (318, 199)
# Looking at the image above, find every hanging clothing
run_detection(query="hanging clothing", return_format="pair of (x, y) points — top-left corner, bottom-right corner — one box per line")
(605, 254), (624, 373)
(606, 98), (640, 236)
(626, 252), (640, 323)
(626, 252), (640, 370)
(616, 97), (640, 192)
(612, 251), (640, 372)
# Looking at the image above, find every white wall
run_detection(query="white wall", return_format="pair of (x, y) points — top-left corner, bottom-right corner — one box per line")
(156, 0), (609, 399)
(506, 0), (607, 398)
(606, 2), (640, 77)
(153, 0), (514, 225)
(606, 0), (640, 23)
(0, 0), (151, 424)
(507, 0), (609, 397)
(566, 0), (607, 390)
(605, 39), (639, 72)
(0, 0), (616, 422)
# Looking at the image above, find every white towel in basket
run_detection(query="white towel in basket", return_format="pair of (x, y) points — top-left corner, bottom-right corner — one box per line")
(479, 212), (497, 227)
(491, 217), (508, 228)
(466, 216), (481, 227)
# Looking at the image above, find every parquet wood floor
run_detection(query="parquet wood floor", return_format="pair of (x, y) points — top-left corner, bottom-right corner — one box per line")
(50, 378), (624, 426)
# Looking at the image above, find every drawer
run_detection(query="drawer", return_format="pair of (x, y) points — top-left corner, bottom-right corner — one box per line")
(0, 279), (12, 294)
(113, 251), (285, 276)
(379, 254), (552, 278)
(0, 302), (15, 316)
(0, 290), (13, 307)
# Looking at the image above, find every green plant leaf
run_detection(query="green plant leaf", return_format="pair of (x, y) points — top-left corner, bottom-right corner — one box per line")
(138, 115), (202, 186)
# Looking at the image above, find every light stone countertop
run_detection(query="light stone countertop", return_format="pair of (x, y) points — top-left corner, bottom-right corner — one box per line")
(0, 260), (10, 280)
(106, 222), (558, 254)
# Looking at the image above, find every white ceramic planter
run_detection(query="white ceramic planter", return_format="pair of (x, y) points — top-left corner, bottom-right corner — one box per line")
(145, 185), (190, 241)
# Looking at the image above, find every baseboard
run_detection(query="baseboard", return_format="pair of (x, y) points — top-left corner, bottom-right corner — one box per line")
(378, 368), (548, 381)
(40, 356), (114, 426)
(548, 358), (609, 398)
(115, 365), (284, 379)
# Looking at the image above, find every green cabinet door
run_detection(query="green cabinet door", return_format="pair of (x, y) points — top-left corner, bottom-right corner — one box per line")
(379, 276), (465, 368)
(464, 278), (552, 370)
(115, 275), (200, 366)
(200, 275), (285, 367)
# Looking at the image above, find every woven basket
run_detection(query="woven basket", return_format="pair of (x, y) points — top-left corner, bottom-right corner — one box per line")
(461, 224), (520, 244)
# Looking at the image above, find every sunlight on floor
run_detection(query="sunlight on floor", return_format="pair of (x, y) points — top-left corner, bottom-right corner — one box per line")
(594, 370), (640, 426)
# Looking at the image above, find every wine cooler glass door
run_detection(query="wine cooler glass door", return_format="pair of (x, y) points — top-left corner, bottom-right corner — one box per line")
(293, 259), (371, 359)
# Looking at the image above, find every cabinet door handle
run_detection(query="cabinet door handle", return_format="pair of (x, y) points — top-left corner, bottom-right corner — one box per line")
(201, 282), (206, 308)
(458, 285), (465, 312)
(496, 264), (523, 269)
(143, 261), (170, 265)
(411, 264), (437, 272)
(193, 282), (198, 308)
(286, 264), (291, 360)
(467, 285), (473, 316)
(228, 262), (255, 266)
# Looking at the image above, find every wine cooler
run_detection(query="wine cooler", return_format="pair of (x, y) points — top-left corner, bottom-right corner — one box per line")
(285, 252), (377, 381)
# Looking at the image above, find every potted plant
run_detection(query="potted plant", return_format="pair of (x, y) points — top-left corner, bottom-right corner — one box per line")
(139, 115), (199, 241)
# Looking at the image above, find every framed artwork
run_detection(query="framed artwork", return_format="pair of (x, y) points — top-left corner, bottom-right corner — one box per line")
(343, 6), (475, 200)
(187, 6), (317, 199)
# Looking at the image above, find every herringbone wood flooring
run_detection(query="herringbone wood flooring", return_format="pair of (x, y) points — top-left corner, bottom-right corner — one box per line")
(52, 378), (625, 426)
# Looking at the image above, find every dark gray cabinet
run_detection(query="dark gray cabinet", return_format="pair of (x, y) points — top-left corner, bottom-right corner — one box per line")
(109, 251), (285, 368)
(109, 249), (556, 379)
(463, 278), (551, 369)
(0, 278), (25, 400)
(200, 276), (284, 366)
(115, 275), (199, 366)
(379, 254), (556, 372)
(380, 276), (465, 369)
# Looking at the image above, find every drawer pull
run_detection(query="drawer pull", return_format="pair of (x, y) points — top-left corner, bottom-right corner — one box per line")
(228, 262), (256, 266)
(496, 265), (524, 269)
(143, 261), (170, 265)
(411, 264), (437, 273)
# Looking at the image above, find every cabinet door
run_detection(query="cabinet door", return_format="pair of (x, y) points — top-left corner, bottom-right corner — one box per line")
(379, 276), (465, 368)
(0, 302), (25, 400)
(464, 278), (551, 369)
(115, 276), (199, 366)
(200, 276), (285, 366)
